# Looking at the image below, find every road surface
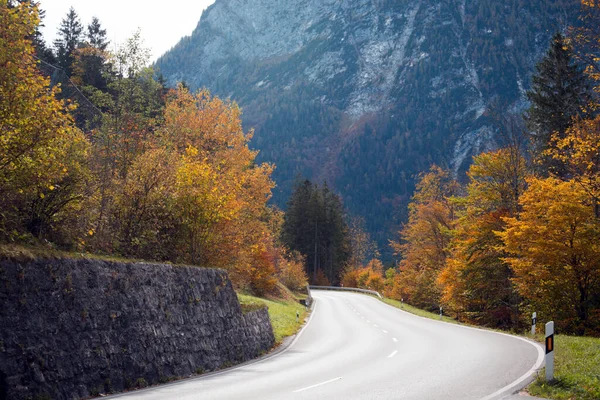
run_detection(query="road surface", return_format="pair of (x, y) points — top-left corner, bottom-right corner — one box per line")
(106, 290), (543, 400)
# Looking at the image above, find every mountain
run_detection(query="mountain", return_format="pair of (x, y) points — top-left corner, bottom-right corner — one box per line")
(156, 0), (579, 255)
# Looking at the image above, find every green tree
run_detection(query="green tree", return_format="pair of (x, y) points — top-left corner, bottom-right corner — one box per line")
(525, 32), (591, 175)
(53, 6), (83, 76)
(282, 178), (350, 284)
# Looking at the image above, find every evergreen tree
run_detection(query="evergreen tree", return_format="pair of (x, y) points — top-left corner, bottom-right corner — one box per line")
(282, 178), (351, 284)
(525, 32), (591, 176)
(72, 16), (110, 92)
(54, 6), (83, 76)
(86, 16), (108, 51)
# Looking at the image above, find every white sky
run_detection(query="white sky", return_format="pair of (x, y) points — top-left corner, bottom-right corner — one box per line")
(39, 0), (216, 61)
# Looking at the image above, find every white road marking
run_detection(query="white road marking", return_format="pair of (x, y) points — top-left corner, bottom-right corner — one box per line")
(374, 324), (379, 328)
(387, 350), (398, 358)
(367, 320), (370, 323)
(377, 296), (545, 400)
(293, 377), (342, 393)
(382, 330), (388, 334)
(392, 338), (398, 342)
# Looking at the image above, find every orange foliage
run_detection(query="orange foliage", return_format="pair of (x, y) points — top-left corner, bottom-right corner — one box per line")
(313, 269), (331, 286)
(340, 259), (386, 293)
(277, 250), (308, 292)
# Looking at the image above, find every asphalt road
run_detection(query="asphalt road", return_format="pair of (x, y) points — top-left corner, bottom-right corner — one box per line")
(107, 290), (544, 400)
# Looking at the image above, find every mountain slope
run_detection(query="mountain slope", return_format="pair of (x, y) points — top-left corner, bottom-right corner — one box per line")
(156, 0), (580, 253)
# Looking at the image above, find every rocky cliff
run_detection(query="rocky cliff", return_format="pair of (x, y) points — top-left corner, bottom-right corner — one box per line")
(156, 0), (580, 249)
(0, 258), (274, 399)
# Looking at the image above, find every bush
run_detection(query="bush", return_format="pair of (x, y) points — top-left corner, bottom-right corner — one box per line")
(277, 250), (308, 291)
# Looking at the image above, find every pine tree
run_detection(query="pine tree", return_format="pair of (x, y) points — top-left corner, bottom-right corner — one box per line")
(86, 16), (108, 51)
(282, 178), (350, 284)
(525, 32), (591, 176)
(71, 16), (109, 92)
(54, 6), (83, 76)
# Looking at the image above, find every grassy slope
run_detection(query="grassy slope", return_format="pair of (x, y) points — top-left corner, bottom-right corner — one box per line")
(527, 335), (600, 400)
(237, 286), (308, 344)
(382, 298), (458, 324)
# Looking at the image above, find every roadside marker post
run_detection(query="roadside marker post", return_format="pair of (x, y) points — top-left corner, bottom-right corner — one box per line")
(296, 310), (299, 323)
(531, 312), (537, 335)
(439, 306), (443, 320)
(545, 321), (554, 381)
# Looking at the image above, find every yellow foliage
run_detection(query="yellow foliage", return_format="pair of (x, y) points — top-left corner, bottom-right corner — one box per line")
(499, 177), (600, 334)
(0, 1), (90, 241)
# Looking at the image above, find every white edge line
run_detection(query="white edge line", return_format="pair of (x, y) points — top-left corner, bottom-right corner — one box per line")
(478, 335), (544, 400)
(368, 295), (545, 400)
(387, 350), (398, 358)
(293, 376), (342, 393)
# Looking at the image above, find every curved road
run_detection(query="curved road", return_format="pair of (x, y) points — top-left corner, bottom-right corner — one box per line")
(107, 290), (543, 400)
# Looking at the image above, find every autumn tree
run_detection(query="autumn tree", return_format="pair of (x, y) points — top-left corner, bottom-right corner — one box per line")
(546, 114), (600, 217)
(87, 32), (165, 250)
(0, 0), (89, 243)
(163, 86), (277, 293)
(347, 216), (380, 269)
(570, 0), (600, 94)
(390, 165), (459, 310)
(439, 149), (527, 327)
(499, 177), (600, 335)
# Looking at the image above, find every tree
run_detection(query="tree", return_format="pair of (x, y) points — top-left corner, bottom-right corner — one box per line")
(72, 17), (110, 92)
(282, 178), (351, 284)
(0, 0), (89, 242)
(438, 149), (527, 327)
(546, 115), (600, 217)
(163, 86), (276, 293)
(54, 6), (83, 76)
(389, 166), (459, 310)
(525, 32), (591, 175)
(86, 16), (108, 51)
(347, 216), (380, 269)
(570, 0), (600, 94)
(499, 177), (600, 335)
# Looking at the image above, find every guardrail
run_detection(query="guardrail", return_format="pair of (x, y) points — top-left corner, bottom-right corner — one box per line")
(308, 285), (382, 299)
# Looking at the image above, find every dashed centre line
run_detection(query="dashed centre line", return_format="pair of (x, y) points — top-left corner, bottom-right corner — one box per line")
(392, 338), (398, 342)
(387, 350), (398, 358)
(293, 377), (343, 393)
(382, 330), (388, 334)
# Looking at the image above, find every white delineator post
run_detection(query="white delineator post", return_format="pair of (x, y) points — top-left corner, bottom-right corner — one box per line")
(531, 312), (537, 335)
(439, 306), (443, 320)
(545, 321), (554, 381)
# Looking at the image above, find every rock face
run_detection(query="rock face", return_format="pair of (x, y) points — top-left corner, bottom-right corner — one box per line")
(156, 0), (579, 249)
(0, 258), (274, 400)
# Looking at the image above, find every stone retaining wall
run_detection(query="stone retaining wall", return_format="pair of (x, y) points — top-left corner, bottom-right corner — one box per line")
(0, 258), (275, 399)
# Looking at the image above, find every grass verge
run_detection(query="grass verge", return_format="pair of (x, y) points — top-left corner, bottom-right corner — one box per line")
(527, 335), (600, 400)
(382, 298), (458, 324)
(237, 290), (308, 345)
